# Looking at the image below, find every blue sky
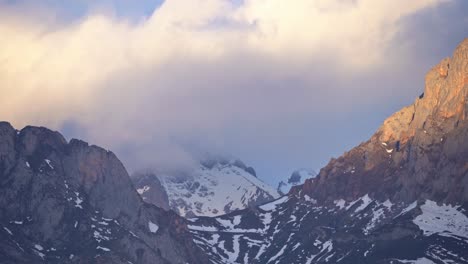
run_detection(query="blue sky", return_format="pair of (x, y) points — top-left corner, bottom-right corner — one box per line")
(1, 0), (467, 186)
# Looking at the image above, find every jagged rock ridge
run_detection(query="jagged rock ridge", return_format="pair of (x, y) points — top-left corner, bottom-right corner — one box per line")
(297, 38), (468, 204)
(0, 123), (208, 264)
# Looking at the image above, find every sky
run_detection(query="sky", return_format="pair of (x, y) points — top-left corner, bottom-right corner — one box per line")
(0, 0), (467, 186)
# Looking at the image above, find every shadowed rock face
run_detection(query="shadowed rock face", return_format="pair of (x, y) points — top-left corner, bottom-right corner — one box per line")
(132, 172), (171, 211)
(297, 38), (468, 205)
(0, 123), (208, 264)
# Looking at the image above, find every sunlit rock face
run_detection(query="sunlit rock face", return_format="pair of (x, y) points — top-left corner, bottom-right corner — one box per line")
(298, 38), (468, 204)
(0, 123), (208, 264)
(189, 38), (468, 264)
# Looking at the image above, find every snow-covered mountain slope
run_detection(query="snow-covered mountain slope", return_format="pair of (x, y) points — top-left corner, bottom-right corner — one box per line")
(277, 169), (316, 195)
(132, 159), (279, 218)
(189, 195), (468, 264)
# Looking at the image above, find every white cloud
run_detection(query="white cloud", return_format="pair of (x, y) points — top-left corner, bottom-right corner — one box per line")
(0, 0), (449, 172)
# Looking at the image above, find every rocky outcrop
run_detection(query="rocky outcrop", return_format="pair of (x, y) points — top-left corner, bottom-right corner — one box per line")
(132, 172), (170, 210)
(0, 123), (208, 264)
(277, 169), (316, 195)
(297, 38), (468, 205)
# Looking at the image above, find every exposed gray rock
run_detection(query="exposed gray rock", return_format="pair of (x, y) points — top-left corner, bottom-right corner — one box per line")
(132, 172), (170, 210)
(0, 123), (208, 264)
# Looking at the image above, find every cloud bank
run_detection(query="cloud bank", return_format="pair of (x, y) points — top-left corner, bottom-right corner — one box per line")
(0, 0), (462, 182)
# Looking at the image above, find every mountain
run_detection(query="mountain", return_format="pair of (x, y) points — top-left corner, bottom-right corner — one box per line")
(277, 168), (317, 195)
(296, 38), (468, 204)
(132, 158), (279, 218)
(188, 39), (468, 263)
(0, 123), (208, 264)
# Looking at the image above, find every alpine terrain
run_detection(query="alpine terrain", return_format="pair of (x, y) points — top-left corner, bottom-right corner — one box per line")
(132, 158), (279, 217)
(188, 39), (468, 263)
(0, 37), (466, 264)
(0, 124), (209, 263)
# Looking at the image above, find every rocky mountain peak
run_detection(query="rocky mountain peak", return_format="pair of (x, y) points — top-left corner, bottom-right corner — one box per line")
(200, 157), (257, 177)
(132, 157), (277, 217)
(296, 38), (468, 205)
(0, 122), (208, 263)
(378, 38), (467, 144)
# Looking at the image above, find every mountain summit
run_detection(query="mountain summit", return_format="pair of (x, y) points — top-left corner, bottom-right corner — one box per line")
(297, 38), (468, 204)
(132, 158), (279, 217)
(0, 123), (208, 263)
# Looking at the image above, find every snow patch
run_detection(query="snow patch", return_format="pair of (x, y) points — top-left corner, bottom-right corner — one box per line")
(216, 215), (243, 230)
(304, 195), (316, 203)
(395, 201), (418, 218)
(93, 230), (110, 242)
(397, 257), (436, 264)
(219, 235), (240, 263)
(261, 212), (272, 226)
(148, 221), (159, 233)
(268, 244), (287, 263)
(259, 196), (288, 211)
(188, 225), (218, 232)
(334, 199), (346, 210)
(382, 199), (393, 210)
(413, 200), (468, 239)
(345, 198), (360, 210)
(35, 250), (45, 259)
(3, 227), (13, 235)
(354, 194), (372, 213)
(97, 246), (111, 252)
(137, 185), (150, 195)
(34, 244), (44, 251)
(45, 159), (54, 169)
(74, 192), (83, 209)
(364, 208), (385, 234)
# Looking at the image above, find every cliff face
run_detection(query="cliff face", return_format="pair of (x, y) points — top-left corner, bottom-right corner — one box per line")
(0, 123), (208, 264)
(298, 38), (468, 204)
(132, 172), (171, 211)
